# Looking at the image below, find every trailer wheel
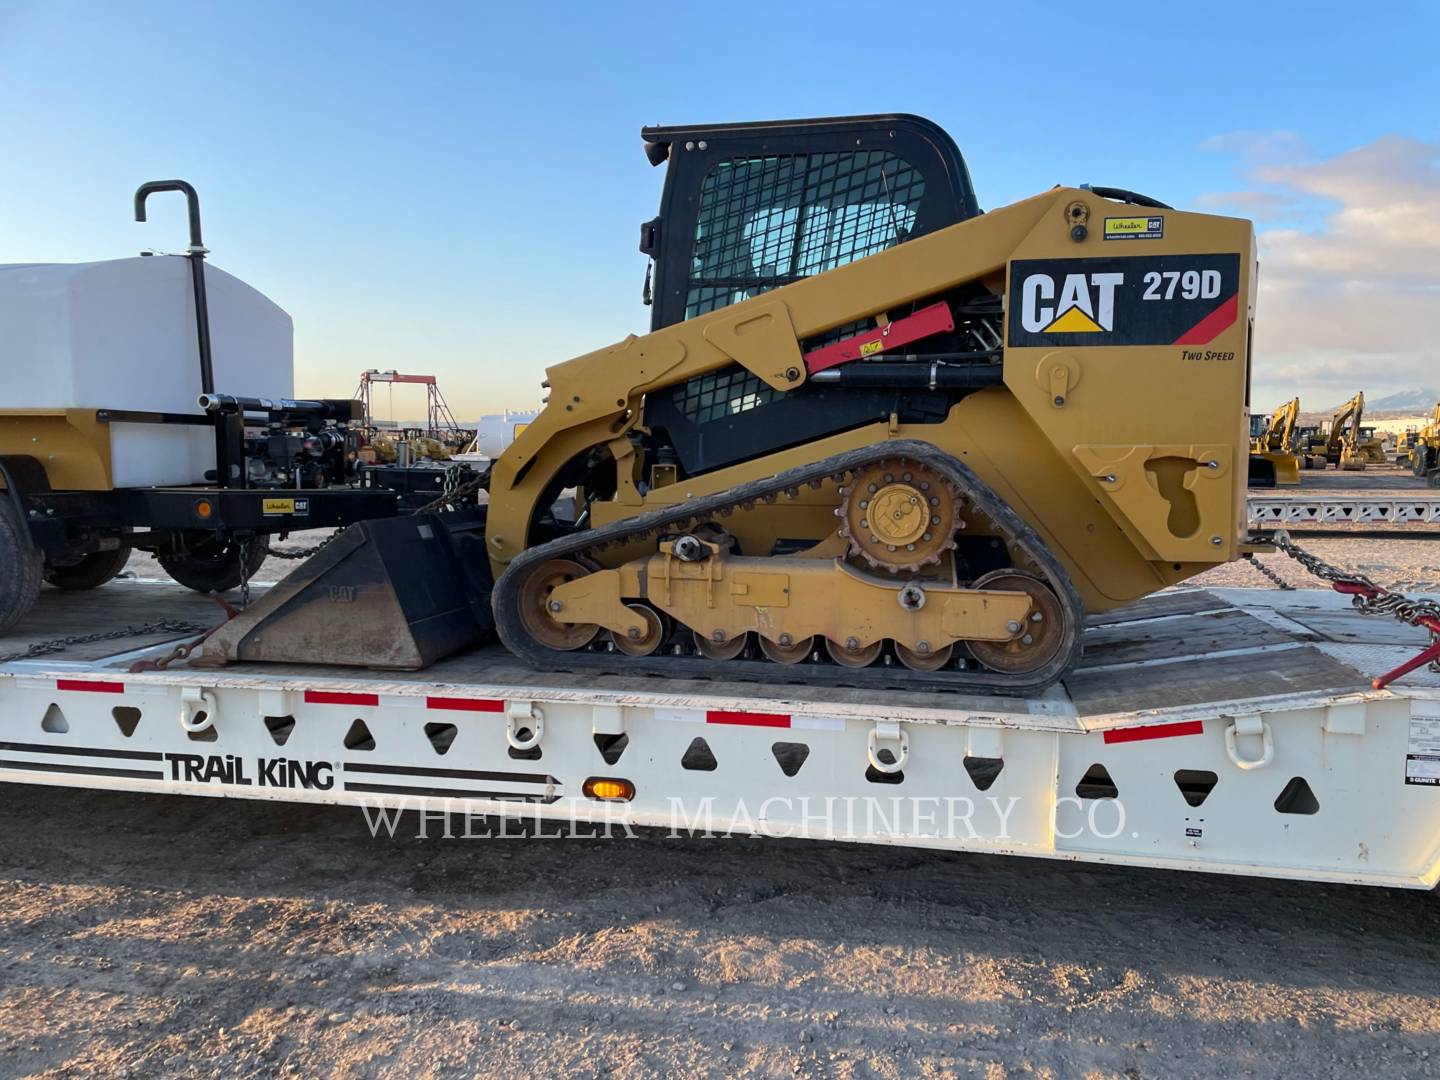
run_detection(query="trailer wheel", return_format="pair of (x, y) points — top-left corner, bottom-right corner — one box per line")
(158, 532), (269, 594)
(0, 496), (43, 632)
(44, 545), (132, 591)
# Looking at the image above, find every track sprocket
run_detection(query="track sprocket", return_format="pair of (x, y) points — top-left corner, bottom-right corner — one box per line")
(838, 459), (961, 573)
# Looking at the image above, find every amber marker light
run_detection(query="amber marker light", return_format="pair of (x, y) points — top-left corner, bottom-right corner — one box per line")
(583, 777), (635, 802)
(193, 499), (214, 520)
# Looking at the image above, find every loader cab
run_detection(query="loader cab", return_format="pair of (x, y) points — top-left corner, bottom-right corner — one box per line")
(639, 114), (980, 332)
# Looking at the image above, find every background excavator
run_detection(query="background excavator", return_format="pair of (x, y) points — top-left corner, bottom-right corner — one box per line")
(1249, 397), (1301, 485)
(205, 113), (1258, 693)
(1301, 391), (1368, 471)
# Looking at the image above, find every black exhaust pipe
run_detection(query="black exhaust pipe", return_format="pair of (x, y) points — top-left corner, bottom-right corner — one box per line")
(135, 180), (214, 395)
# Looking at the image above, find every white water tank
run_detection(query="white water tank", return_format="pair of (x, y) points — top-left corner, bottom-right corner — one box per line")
(0, 255), (294, 487)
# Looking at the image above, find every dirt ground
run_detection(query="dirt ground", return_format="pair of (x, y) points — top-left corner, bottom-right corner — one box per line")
(1193, 533), (1440, 593)
(10, 475), (1440, 1078)
(2, 784), (1440, 1080)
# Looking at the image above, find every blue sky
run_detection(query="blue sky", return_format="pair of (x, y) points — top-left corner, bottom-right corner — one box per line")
(2, 1), (1437, 415)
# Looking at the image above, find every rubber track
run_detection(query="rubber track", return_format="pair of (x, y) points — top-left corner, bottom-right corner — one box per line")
(492, 441), (1085, 695)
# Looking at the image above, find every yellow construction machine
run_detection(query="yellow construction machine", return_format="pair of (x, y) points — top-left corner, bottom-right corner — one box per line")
(1409, 403), (1440, 485)
(1397, 427), (1418, 468)
(1357, 425), (1388, 466)
(1315, 391), (1368, 470)
(1249, 397), (1301, 485)
(205, 114), (1258, 693)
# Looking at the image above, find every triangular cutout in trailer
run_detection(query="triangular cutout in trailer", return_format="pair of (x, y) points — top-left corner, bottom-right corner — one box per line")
(264, 715), (296, 746)
(770, 741), (810, 777)
(344, 718), (377, 752)
(681, 737), (717, 771)
(40, 703), (68, 734)
(112, 706), (141, 738)
(963, 755), (1004, 791)
(594, 732), (629, 765)
(1274, 776), (1319, 815)
(1076, 763), (1119, 800)
(425, 722), (458, 756)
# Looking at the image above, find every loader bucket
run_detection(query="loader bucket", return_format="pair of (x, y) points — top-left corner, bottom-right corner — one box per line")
(199, 511), (493, 670)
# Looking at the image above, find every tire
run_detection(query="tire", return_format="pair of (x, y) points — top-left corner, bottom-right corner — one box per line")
(158, 532), (268, 594)
(44, 545), (132, 591)
(0, 497), (43, 633)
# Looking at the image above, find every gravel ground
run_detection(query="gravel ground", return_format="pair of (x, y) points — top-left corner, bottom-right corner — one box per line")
(11, 475), (1440, 1078)
(2, 785), (1439, 1079)
(1193, 533), (1440, 594)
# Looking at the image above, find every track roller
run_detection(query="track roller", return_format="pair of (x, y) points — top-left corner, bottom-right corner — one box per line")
(694, 629), (748, 661)
(825, 637), (883, 668)
(759, 635), (815, 665)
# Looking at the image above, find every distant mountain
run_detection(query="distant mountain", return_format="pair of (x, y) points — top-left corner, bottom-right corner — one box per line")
(1324, 388), (1440, 412)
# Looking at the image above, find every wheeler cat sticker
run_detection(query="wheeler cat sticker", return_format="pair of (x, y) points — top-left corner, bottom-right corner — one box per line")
(1104, 215), (1164, 240)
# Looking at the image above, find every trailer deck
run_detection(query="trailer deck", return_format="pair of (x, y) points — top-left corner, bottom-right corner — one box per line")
(3, 578), (1438, 888)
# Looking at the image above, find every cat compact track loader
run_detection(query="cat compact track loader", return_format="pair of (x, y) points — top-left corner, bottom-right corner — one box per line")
(204, 113), (1258, 693)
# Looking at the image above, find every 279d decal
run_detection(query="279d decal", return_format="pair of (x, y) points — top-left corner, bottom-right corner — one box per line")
(1008, 254), (1241, 350)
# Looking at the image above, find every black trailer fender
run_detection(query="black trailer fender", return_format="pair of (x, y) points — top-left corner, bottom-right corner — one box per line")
(0, 456), (62, 551)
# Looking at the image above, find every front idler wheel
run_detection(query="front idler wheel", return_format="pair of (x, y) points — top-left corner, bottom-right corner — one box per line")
(516, 558), (601, 651)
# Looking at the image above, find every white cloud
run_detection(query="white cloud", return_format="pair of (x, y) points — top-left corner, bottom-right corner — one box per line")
(1201, 134), (1440, 411)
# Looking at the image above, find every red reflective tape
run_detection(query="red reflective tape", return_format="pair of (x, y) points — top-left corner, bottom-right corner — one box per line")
(426, 696), (505, 713)
(1171, 294), (1238, 345)
(706, 710), (791, 728)
(1103, 719), (1204, 744)
(303, 690), (380, 706)
(803, 301), (955, 374)
(56, 679), (124, 694)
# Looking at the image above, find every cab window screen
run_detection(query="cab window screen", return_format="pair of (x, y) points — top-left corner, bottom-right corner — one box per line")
(685, 151), (924, 320)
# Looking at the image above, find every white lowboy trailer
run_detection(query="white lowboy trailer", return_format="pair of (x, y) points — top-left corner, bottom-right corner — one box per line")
(2, 578), (1439, 888)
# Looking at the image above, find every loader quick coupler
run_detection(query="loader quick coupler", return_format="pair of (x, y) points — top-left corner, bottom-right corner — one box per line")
(494, 441), (1084, 694)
